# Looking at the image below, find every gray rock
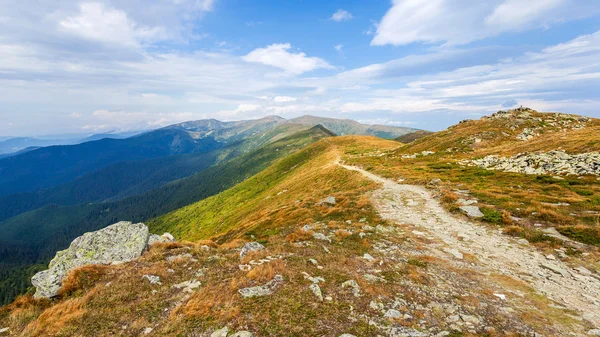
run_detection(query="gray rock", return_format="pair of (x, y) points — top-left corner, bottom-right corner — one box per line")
(0, 328), (9, 334)
(384, 309), (402, 319)
(313, 232), (332, 243)
(341, 280), (361, 297)
(428, 178), (441, 186)
(317, 196), (336, 206)
(142, 275), (161, 285)
(239, 275), (283, 298)
(443, 248), (464, 259)
(147, 232), (175, 245)
(339, 335), (357, 337)
(309, 283), (323, 301)
(167, 253), (195, 262)
(540, 263), (569, 277)
(172, 280), (201, 292)
(459, 206), (484, 218)
(210, 327), (229, 337)
(240, 242), (265, 259)
(588, 329), (600, 336)
(31, 221), (150, 298)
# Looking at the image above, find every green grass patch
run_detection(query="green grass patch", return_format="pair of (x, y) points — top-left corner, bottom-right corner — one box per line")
(481, 207), (502, 224)
(557, 226), (600, 245)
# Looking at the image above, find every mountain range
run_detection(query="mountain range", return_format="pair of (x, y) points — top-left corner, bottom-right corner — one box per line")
(1, 109), (599, 337)
(0, 116), (415, 305)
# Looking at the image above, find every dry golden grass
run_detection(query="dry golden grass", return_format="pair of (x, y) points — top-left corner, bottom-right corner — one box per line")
(58, 264), (111, 298)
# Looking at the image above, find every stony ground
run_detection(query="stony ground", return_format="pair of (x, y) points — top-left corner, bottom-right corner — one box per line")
(340, 163), (600, 335)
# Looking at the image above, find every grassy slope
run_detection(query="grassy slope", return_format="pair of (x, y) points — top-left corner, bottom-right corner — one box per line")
(344, 109), (600, 247)
(149, 135), (392, 242)
(394, 130), (433, 143)
(0, 136), (588, 337)
(0, 125), (330, 305)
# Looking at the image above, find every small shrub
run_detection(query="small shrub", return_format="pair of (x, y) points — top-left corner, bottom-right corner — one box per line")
(407, 258), (428, 268)
(503, 225), (523, 236)
(285, 229), (313, 242)
(473, 170), (495, 177)
(481, 207), (502, 224)
(557, 226), (600, 245)
(501, 210), (513, 226)
(588, 196), (600, 206)
(575, 189), (593, 196)
(428, 163), (452, 170)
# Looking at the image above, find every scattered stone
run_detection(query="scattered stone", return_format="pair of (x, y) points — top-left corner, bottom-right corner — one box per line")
(32, 221), (150, 298)
(302, 272), (325, 284)
(588, 329), (600, 336)
(172, 280), (201, 293)
(142, 275), (161, 285)
(309, 283), (323, 301)
(239, 264), (252, 271)
(443, 248), (464, 259)
(459, 206), (484, 218)
(240, 242), (265, 259)
(363, 274), (385, 283)
(148, 232), (176, 245)
(313, 233), (332, 243)
(540, 263), (569, 277)
(210, 327), (229, 337)
(339, 334), (357, 337)
(308, 258), (318, 266)
(384, 309), (402, 319)
(301, 224), (313, 232)
(167, 253), (196, 263)
(464, 151), (600, 176)
(493, 293), (506, 300)
(428, 178), (441, 186)
(143, 327), (153, 334)
(362, 253), (376, 262)
(576, 266), (592, 276)
(239, 275), (283, 298)
(317, 196), (336, 206)
(545, 254), (556, 261)
(341, 280), (361, 297)
(0, 328), (8, 334)
(457, 198), (477, 206)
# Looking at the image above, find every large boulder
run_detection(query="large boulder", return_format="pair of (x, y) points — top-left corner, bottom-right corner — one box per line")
(31, 221), (151, 298)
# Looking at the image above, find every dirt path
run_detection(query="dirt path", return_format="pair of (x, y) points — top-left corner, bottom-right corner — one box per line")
(340, 164), (600, 328)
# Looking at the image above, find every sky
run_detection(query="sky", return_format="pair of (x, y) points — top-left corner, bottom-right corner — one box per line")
(1, 0), (600, 136)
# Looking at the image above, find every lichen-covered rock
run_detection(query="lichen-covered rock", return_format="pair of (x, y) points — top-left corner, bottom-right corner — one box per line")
(463, 151), (600, 176)
(459, 205), (484, 218)
(31, 221), (150, 298)
(239, 242), (265, 259)
(317, 196), (336, 206)
(238, 275), (283, 298)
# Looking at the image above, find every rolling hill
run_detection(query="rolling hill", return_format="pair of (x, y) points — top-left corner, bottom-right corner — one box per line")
(0, 125), (333, 305)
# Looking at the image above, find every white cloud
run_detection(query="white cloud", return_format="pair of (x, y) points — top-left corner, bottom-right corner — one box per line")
(330, 9), (353, 22)
(242, 43), (332, 75)
(485, 0), (565, 29)
(170, 0), (215, 11)
(59, 2), (167, 47)
(334, 44), (343, 51)
(273, 96), (297, 103)
(371, 0), (597, 46)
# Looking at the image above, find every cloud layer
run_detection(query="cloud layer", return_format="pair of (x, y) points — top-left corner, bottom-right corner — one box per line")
(0, 0), (599, 136)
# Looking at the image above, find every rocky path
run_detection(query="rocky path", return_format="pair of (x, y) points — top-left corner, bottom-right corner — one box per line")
(340, 164), (600, 329)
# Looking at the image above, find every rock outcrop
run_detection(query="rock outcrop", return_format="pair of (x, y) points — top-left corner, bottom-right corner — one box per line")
(31, 221), (173, 298)
(462, 151), (600, 176)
